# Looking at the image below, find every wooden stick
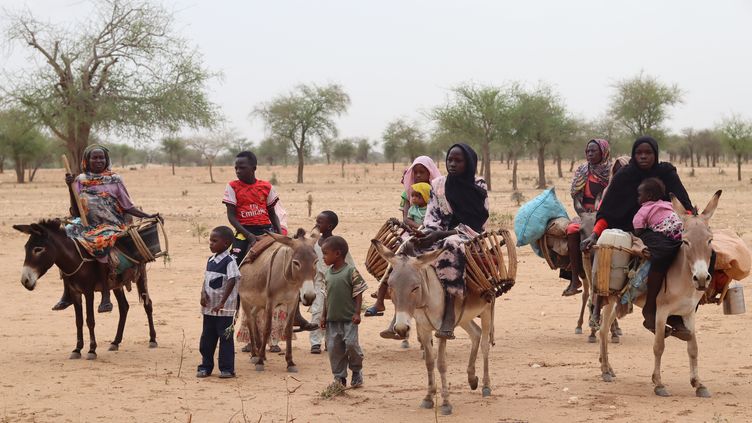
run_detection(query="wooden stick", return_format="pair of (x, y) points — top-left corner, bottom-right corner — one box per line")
(62, 154), (89, 226)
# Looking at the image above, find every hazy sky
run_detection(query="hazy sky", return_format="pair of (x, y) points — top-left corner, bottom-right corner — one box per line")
(3, 0), (751, 146)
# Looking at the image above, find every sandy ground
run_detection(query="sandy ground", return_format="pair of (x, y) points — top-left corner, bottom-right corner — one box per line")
(1, 159), (751, 423)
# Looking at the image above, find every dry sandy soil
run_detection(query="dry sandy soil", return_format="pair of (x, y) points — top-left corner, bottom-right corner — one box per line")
(1, 159), (751, 423)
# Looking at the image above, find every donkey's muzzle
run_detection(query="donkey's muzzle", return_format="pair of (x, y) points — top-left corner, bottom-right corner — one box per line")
(20, 266), (38, 291)
(693, 273), (711, 291)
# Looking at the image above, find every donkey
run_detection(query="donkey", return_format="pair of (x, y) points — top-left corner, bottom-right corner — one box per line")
(598, 191), (721, 398)
(576, 208), (621, 343)
(372, 240), (493, 416)
(238, 229), (318, 372)
(13, 219), (157, 359)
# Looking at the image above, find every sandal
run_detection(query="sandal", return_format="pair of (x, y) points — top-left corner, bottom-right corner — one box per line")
(364, 306), (384, 317)
(562, 282), (582, 297)
(310, 344), (321, 354)
(380, 329), (404, 340)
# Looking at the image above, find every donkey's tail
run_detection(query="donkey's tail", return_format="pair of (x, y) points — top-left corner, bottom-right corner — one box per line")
(490, 297), (496, 347)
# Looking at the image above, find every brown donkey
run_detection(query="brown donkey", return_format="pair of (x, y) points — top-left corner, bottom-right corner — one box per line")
(14, 219), (157, 359)
(598, 191), (721, 398)
(238, 230), (318, 372)
(372, 240), (494, 416)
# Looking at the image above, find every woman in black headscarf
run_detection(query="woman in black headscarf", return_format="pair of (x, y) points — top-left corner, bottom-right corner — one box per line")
(581, 136), (693, 339)
(414, 143), (489, 339)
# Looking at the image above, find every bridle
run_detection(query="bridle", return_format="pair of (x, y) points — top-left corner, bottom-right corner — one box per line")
(59, 239), (95, 278)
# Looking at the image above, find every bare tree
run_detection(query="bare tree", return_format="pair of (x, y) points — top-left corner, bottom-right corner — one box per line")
(188, 133), (226, 183)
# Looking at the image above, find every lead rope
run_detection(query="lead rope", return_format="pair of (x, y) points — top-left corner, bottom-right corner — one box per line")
(60, 240), (95, 278)
(417, 268), (467, 333)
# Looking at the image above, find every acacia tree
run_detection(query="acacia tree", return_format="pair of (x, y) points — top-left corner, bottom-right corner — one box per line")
(2, 0), (217, 173)
(256, 136), (290, 166)
(382, 118), (426, 168)
(319, 137), (334, 164)
(355, 138), (371, 163)
(514, 85), (569, 189)
(609, 72), (682, 138)
(160, 136), (187, 175)
(188, 133), (226, 183)
(718, 115), (752, 181)
(431, 84), (512, 191)
(0, 108), (48, 183)
(333, 138), (356, 177)
(253, 83), (350, 183)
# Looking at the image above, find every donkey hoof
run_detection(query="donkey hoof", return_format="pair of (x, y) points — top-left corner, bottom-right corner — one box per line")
(696, 387), (711, 398)
(615, 328), (623, 336)
(575, 327), (583, 335)
(419, 399), (434, 409)
(611, 336), (620, 344)
(148, 341), (158, 349)
(108, 343), (119, 351)
(654, 386), (671, 397)
(469, 375), (479, 390)
(287, 366), (298, 373)
(602, 373), (614, 382)
(255, 364), (265, 372)
(440, 404), (453, 415)
(86, 352), (97, 360)
(482, 387), (492, 397)
(588, 335), (597, 343)
(250, 356), (260, 364)
(69, 351), (82, 359)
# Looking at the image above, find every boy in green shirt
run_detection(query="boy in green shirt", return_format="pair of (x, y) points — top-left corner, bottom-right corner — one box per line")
(319, 236), (368, 387)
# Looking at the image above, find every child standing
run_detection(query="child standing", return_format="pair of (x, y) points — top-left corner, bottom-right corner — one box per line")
(197, 226), (241, 378)
(310, 211), (355, 354)
(320, 236), (367, 387)
(633, 177), (683, 240)
(406, 182), (430, 229)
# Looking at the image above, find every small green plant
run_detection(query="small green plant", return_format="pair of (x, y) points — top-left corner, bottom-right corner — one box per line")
(511, 191), (526, 206)
(189, 220), (209, 243)
(270, 172), (279, 185)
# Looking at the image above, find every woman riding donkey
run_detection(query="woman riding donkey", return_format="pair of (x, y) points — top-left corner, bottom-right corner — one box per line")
(562, 139), (612, 297)
(413, 144), (489, 339)
(582, 136), (694, 339)
(55, 144), (159, 313)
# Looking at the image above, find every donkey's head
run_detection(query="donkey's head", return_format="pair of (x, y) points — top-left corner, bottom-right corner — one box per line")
(12, 219), (64, 291)
(574, 194), (600, 240)
(270, 228), (319, 306)
(371, 239), (444, 338)
(671, 191), (722, 292)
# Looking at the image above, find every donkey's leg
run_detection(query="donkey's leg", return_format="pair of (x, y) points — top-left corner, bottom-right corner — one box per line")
(136, 266), (157, 347)
(577, 272), (590, 334)
(71, 293), (84, 359)
(652, 308), (670, 397)
(599, 300), (617, 382)
(613, 318), (622, 336)
(418, 330), (437, 410)
(480, 307), (493, 397)
(109, 288), (129, 351)
(684, 314), (711, 398)
(460, 320), (481, 391)
(256, 303), (274, 371)
(437, 338), (452, 415)
(284, 301), (298, 372)
(84, 291), (97, 359)
(610, 318), (620, 344)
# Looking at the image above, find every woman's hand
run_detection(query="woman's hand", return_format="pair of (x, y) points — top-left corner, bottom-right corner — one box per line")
(580, 233), (598, 252)
(65, 173), (75, 186)
(415, 230), (442, 248)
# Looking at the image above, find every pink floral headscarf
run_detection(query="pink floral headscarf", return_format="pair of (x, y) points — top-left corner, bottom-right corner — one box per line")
(402, 156), (442, 196)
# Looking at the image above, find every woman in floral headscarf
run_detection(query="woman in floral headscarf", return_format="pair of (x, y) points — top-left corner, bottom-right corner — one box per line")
(53, 144), (159, 312)
(562, 139), (612, 296)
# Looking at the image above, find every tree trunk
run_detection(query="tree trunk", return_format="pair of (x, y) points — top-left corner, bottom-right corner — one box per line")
(0, 156), (4, 173)
(171, 161), (175, 175)
(689, 147), (694, 168)
(569, 158), (575, 172)
(506, 153), (511, 170)
(392, 161), (395, 171)
(341, 161), (345, 178)
(296, 147), (305, 183)
(482, 141), (492, 191)
(29, 165), (40, 182)
(737, 154), (742, 182)
(208, 159), (215, 183)
(536, 145), (546, 189)
(326, 153), (331, 165)
(512, 153), (518, 191)
(14, 157), (26, 183)
(696, 152), (702, 168)
(712, 154), (717, 167)
(556, 154), (563, 178)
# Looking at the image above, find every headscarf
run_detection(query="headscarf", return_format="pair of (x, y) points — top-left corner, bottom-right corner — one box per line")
(596, 136), (692, 232)
(570, 139), (612, 198)
(445, 143), (488, 233)
(403, 156), (442, 196)
(599, 155), (630, 200)
(410, 182), (431, 204)
(79, 144), (121, 187)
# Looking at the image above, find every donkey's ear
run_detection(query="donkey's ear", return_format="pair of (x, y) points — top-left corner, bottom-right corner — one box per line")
(370, 240), (396, 263)
(701, 190), (722, 222)
(12, 224), (34, 235)
(30, 223), (48, 237)
(293, 228), (306, 239)
(670, 193), (688, 216)
(415, 248), (444, 268)
(268, 231), (293, 247)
